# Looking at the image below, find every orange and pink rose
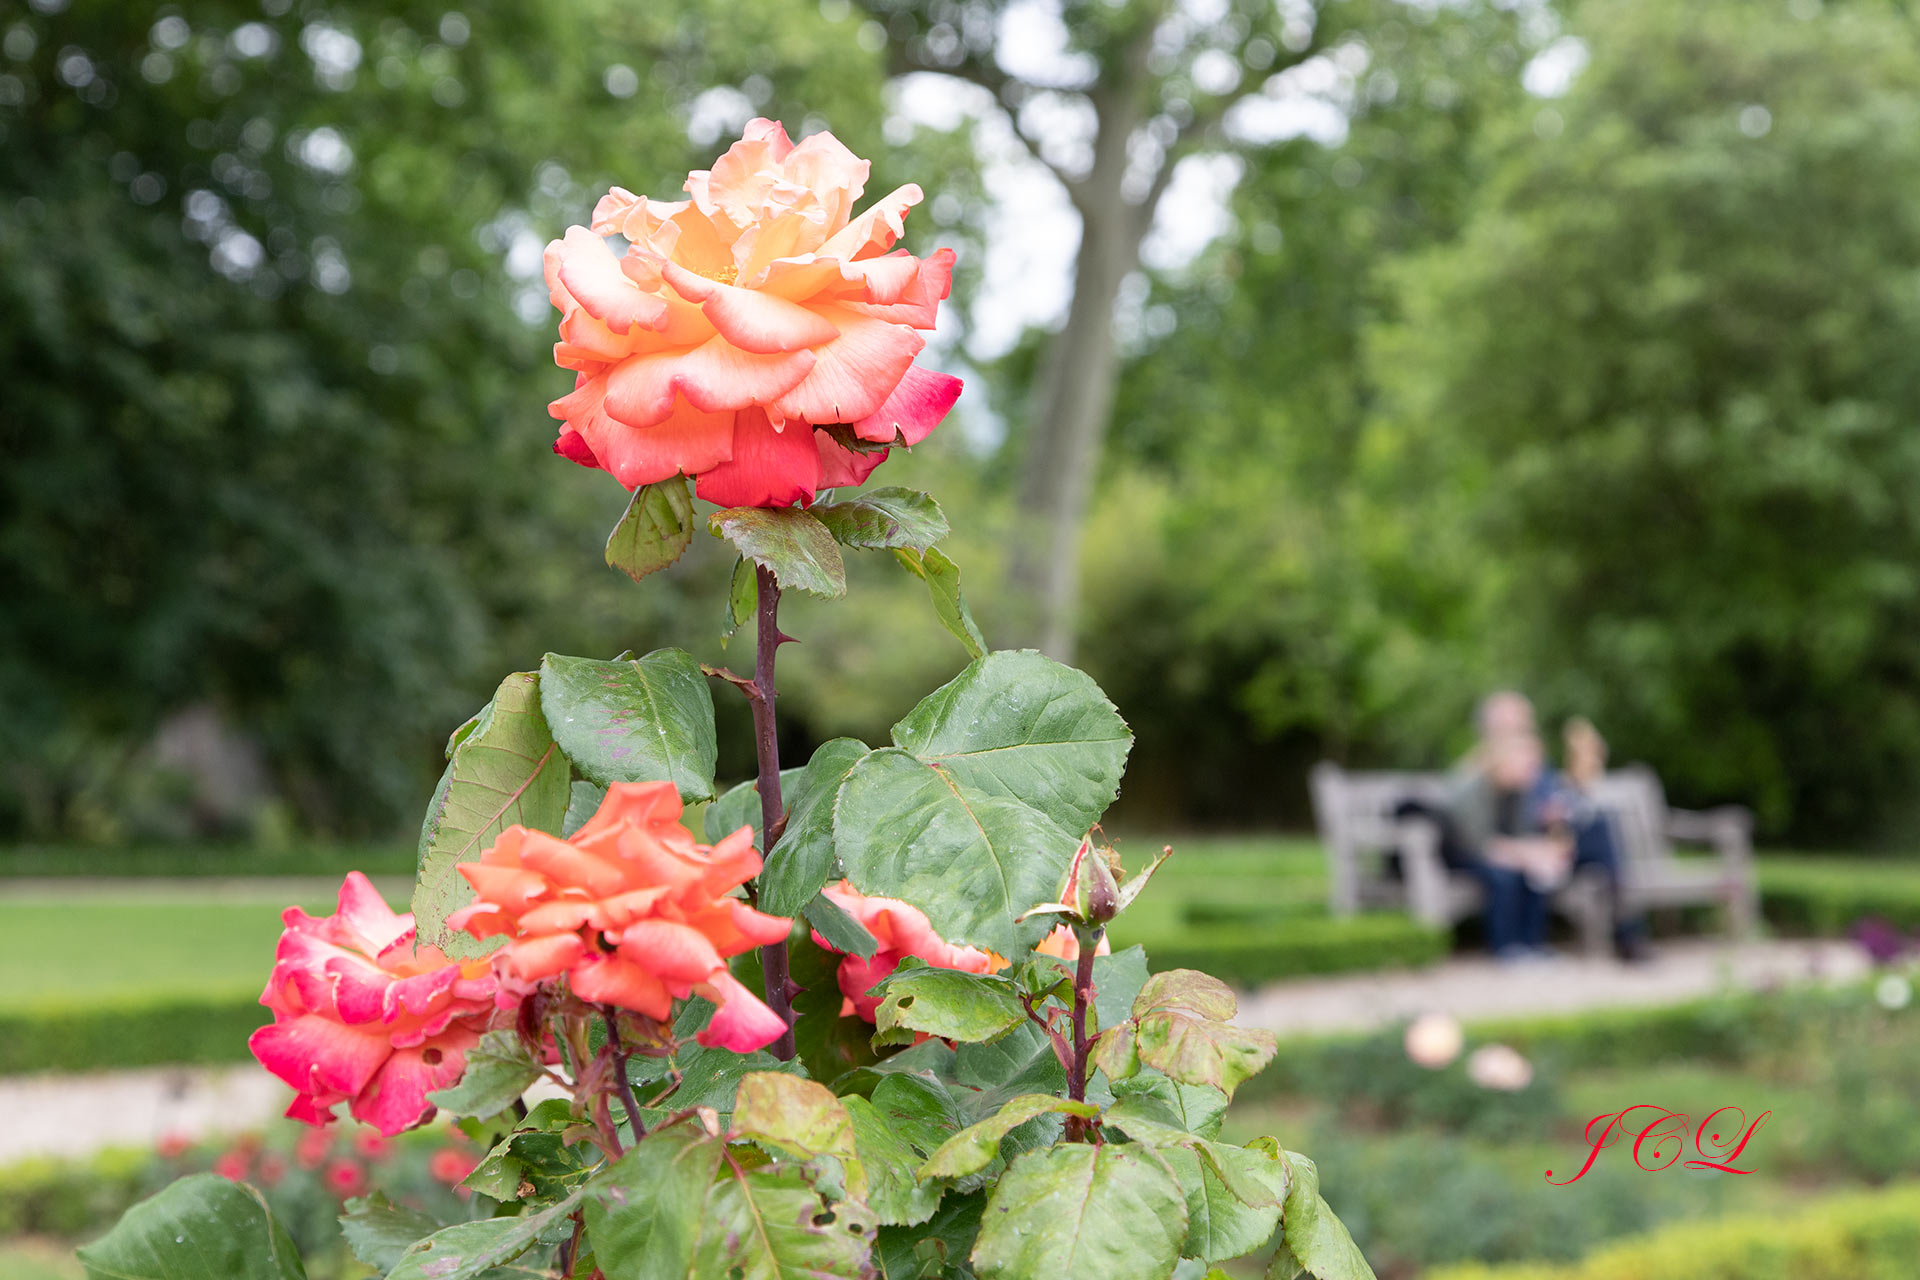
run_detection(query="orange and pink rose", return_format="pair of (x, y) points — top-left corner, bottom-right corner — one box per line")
(812, 880), (1002, 1021)
(544, 118), (961, 508)
(249, 872), (499, 1136)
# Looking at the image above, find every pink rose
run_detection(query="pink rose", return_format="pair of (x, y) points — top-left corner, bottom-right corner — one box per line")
(249, 872), (498, 1136)
(813, 881), (1002, 1021)
(545, 118), (961, 507)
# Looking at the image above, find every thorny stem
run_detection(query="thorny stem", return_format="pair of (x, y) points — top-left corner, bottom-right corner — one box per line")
(748, 563), (799, 1060)
(1063, 924), (1102, 1142)
(602, 1009), (648, 1143)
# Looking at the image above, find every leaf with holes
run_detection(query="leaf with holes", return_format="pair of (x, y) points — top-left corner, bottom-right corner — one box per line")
(730, 1072), (865, 1197)
(77, 1174), (308, 1280)
(584, 1117), (877, 1280)
(891, 650), (1132, 836)
(1268, 1150), (1376, 1280)
(812, 487), (950, 551)
(870, 959), (1026, 1049)
(918, 1094), (1101, 1181)
(709, 505), (847, 598)
(844, 1095), (944, 1227)
(606, 475), (695, 583)
(970, 1144), (1187, 1280)
(540, 650), (717, 802)
(414, 671), (570, 955)
(832, 748), (1081, 957)
(893, 546), (986, 660)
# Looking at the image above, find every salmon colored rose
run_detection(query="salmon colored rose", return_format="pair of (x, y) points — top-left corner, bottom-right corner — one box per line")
(249, 872), (498, 1137)
(813, 880), (1003, 1021)
(544, 117), (961, 508)
(447, 781), (792, 1053)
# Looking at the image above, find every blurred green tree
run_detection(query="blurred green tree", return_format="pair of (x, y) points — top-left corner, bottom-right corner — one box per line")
(1373, 0), (1920, 838)
(0, 0), (885, 838)
(1077, 0), (1532, 823)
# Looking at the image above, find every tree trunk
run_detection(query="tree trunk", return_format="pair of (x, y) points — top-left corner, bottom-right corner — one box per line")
(1006, 26), (1160, 662)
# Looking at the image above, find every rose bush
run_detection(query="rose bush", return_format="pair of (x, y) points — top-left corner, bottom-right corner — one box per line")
(546, 118), (961, 508)
(82, 120), (1373, 1280)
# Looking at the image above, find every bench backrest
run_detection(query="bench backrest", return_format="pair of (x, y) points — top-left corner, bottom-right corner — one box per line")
(1311, 761), (1677, 884)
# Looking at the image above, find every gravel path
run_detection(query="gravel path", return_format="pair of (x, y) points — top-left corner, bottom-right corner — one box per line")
(1, 937), (1872, 1164)
(1234, 936), (1872, 1036)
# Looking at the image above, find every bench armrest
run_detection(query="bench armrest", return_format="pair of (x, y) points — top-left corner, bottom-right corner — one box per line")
(1393, 814), (1454, 928)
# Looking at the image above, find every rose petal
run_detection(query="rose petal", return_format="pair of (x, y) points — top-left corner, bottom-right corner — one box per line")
(693, 409), (822, 508)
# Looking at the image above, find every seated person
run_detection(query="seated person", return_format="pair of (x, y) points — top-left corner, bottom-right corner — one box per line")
(1443, 717), (1565, 961)
(1534, 718), (1651, 961)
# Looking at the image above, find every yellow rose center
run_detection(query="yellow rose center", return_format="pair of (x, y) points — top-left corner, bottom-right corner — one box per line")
(699, 263), (739, 285)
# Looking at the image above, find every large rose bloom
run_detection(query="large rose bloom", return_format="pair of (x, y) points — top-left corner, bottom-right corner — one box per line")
(447, 781), (792, 1053)
(813, 881), (1002, 1021)
(544, 117), (962, 508)
(250, 872), (497, 1136)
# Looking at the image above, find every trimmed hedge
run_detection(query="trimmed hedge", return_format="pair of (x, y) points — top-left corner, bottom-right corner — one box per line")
(1428, 1182), (1920, 1280)
(1119, 913), (1450, 986)
(0, 990), (269, 1075)
(1759, 859), (1920, 934)
(0, 1148), (157, 1240)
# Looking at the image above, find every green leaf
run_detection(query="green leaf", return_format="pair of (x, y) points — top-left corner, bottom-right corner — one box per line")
(844, 1095), (944, 1227)
(1269, 1152), (1375, 1280)
(1128, 971), (1278, 1100)
(415, 671), (570, 955)
(871, 960), (1026, 1049)
(561, 779), (607, 838)
(970, 1144), (1188, 1280)
(875, 1190), (983, 1280)
(427, 1030), (543, 1120)
(339, 1193), (442, 1274)
(387, 1188), (583, 1280)
(953, 1023), (1068, 1118)
(803, 890), (878, 960)
(605, 476), (695, 584)
(461, 1099), (595, 1203)
(865, 1073), (969, 1156)
(1104, 1101), (1289, 1262)
(833, 748), (1081, 957)
(539, 650), (717, 802)
(893, 547), (986, 659)
(585, 1118), (876, 1280)
(1109, 1072), (1229, 1141)
(724, 556), (757, 640)
(812, 487), (950, 551)
(709, 505), (847, 598)
(891, 650), (1133, 835)
(759, 737), (871, 916)
(77, 1174), (307, 1280)
(787, 936), (881, 1082)
(918, 1094), (1101, 1180)
(1092, 946), (1152, 1034)
(729, 1072), (864, 1196)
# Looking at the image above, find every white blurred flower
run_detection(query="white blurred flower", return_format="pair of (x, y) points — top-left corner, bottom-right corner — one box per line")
(1875, 974), (1912, 1011)
(1404, 1012), (1464, 1069)
(1467, 1043), (1534, 1092)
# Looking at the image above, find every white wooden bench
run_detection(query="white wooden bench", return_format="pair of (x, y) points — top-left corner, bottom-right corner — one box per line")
(1308, 762), (1758, 956)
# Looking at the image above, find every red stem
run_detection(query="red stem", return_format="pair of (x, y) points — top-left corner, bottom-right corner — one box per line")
(749, 564), (798, 1060)
(1063, 925), (1101, 1140)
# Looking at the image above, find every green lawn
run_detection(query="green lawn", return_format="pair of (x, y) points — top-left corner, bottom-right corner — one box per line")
(0, 881), (404, 1012)
(0, 1240), (81, 1280)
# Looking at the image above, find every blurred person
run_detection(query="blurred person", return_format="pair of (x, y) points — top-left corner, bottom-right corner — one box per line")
(1442, 713), (1565, 961)
(1537, 718), (1652, 962)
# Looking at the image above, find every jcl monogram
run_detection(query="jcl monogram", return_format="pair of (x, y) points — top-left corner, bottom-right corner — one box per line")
(1546, 1105), (1770, 1185)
